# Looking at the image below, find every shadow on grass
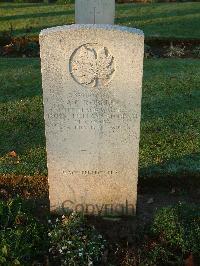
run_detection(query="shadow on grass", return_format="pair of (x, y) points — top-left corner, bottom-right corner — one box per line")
(7, 15), (199, 38)
(1, 3), (199, 39)
(0, 106), (45, 156)
(0, 59), (41, 103)
(0, 58), (199, 178)
(0, 57), (39, 72)
(116, 2), (199, 12)
(116, 6), (200, 24)
(6, 23), (74, 36)
(139, 152), (200, 190)
(142, 92), (200, 122)
(0, 3), (52, 9)
(0, 9), (74, 22)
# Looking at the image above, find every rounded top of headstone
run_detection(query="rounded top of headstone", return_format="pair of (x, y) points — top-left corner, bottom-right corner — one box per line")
(40, 24), (144, 37)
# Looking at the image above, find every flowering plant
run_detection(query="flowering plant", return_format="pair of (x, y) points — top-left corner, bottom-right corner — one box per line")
(48, 212), (107, 266)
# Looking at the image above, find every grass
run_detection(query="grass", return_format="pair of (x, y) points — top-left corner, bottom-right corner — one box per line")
(0, 2), (200, 39)
(141, 59), (200, 181)
(0, 58), (199, 181)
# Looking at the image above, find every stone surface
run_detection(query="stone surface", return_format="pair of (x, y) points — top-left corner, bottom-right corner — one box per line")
(40, 24), (144, 216)
(75, 0), (115, 24)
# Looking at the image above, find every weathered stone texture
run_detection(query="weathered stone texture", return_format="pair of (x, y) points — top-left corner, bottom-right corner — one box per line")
(40, 24), (144, 215)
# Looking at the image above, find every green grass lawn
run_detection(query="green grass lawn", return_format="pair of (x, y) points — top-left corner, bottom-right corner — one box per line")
(0, 58), (199, 180)
(0, 2), (200, 39)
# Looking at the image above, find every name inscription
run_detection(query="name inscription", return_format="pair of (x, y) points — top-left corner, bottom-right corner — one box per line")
(46, 93), (137, 134)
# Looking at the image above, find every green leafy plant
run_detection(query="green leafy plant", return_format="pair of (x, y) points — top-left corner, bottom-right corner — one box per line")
(0, 31), (12, 47)
(144, 44), (155, 59)
(192, 46), (200, 58)
(142, 203), (200, 265)
(165, 42), (185, 58)
(1, 37), (39, 57)
(48, 212), (107, 266)
(0, 198), (48, 265)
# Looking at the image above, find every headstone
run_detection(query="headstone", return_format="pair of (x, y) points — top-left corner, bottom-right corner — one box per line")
(40, 24), (144, 216)
(75, 0), (115, 24)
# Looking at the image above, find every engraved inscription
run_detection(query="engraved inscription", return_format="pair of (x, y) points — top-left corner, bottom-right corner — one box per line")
(63, 170), (118, 175)
(69, 43), (115, 88)
(46, 93), (138, 137)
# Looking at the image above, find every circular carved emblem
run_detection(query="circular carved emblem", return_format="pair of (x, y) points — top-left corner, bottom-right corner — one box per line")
(69, 43), (115, 88)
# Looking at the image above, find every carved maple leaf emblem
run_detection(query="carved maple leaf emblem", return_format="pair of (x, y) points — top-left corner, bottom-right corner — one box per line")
(70, 44), (115, 87)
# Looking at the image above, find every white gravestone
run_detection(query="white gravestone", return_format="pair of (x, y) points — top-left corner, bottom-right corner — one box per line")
(75, 0), (115, 24)
(40, 24), (144, 216)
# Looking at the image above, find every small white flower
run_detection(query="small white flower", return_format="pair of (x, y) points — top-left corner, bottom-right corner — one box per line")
(79, 253), (82, 257)
(67, 241), (72, 244)
(59, 249), (63, 254)
(88, 260), (93, 266)
(67, 251), (71, 254)
(48, 220), (52, 224)
(56, 218), (59, 222)
(71, 211), (76, 216)
(48, 232), (51, 236)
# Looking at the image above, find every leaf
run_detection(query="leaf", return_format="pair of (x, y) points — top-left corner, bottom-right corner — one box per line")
(71, 46), (97, 85)
(97, 47), (115, 83)
(71, 45), (115, 87)
(13, 259), (21, 265)
(0, 189), (9, 200)
(147, 197), (154, 204)
(8, 150), (17, 157)
(1, 245), (7, 256)
(170, 188), (176, 194)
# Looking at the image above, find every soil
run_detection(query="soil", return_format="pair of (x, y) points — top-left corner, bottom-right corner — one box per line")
(0, 175), (199, 265)
(0, 36), (200, 59)
(146, 39), (200, 59)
